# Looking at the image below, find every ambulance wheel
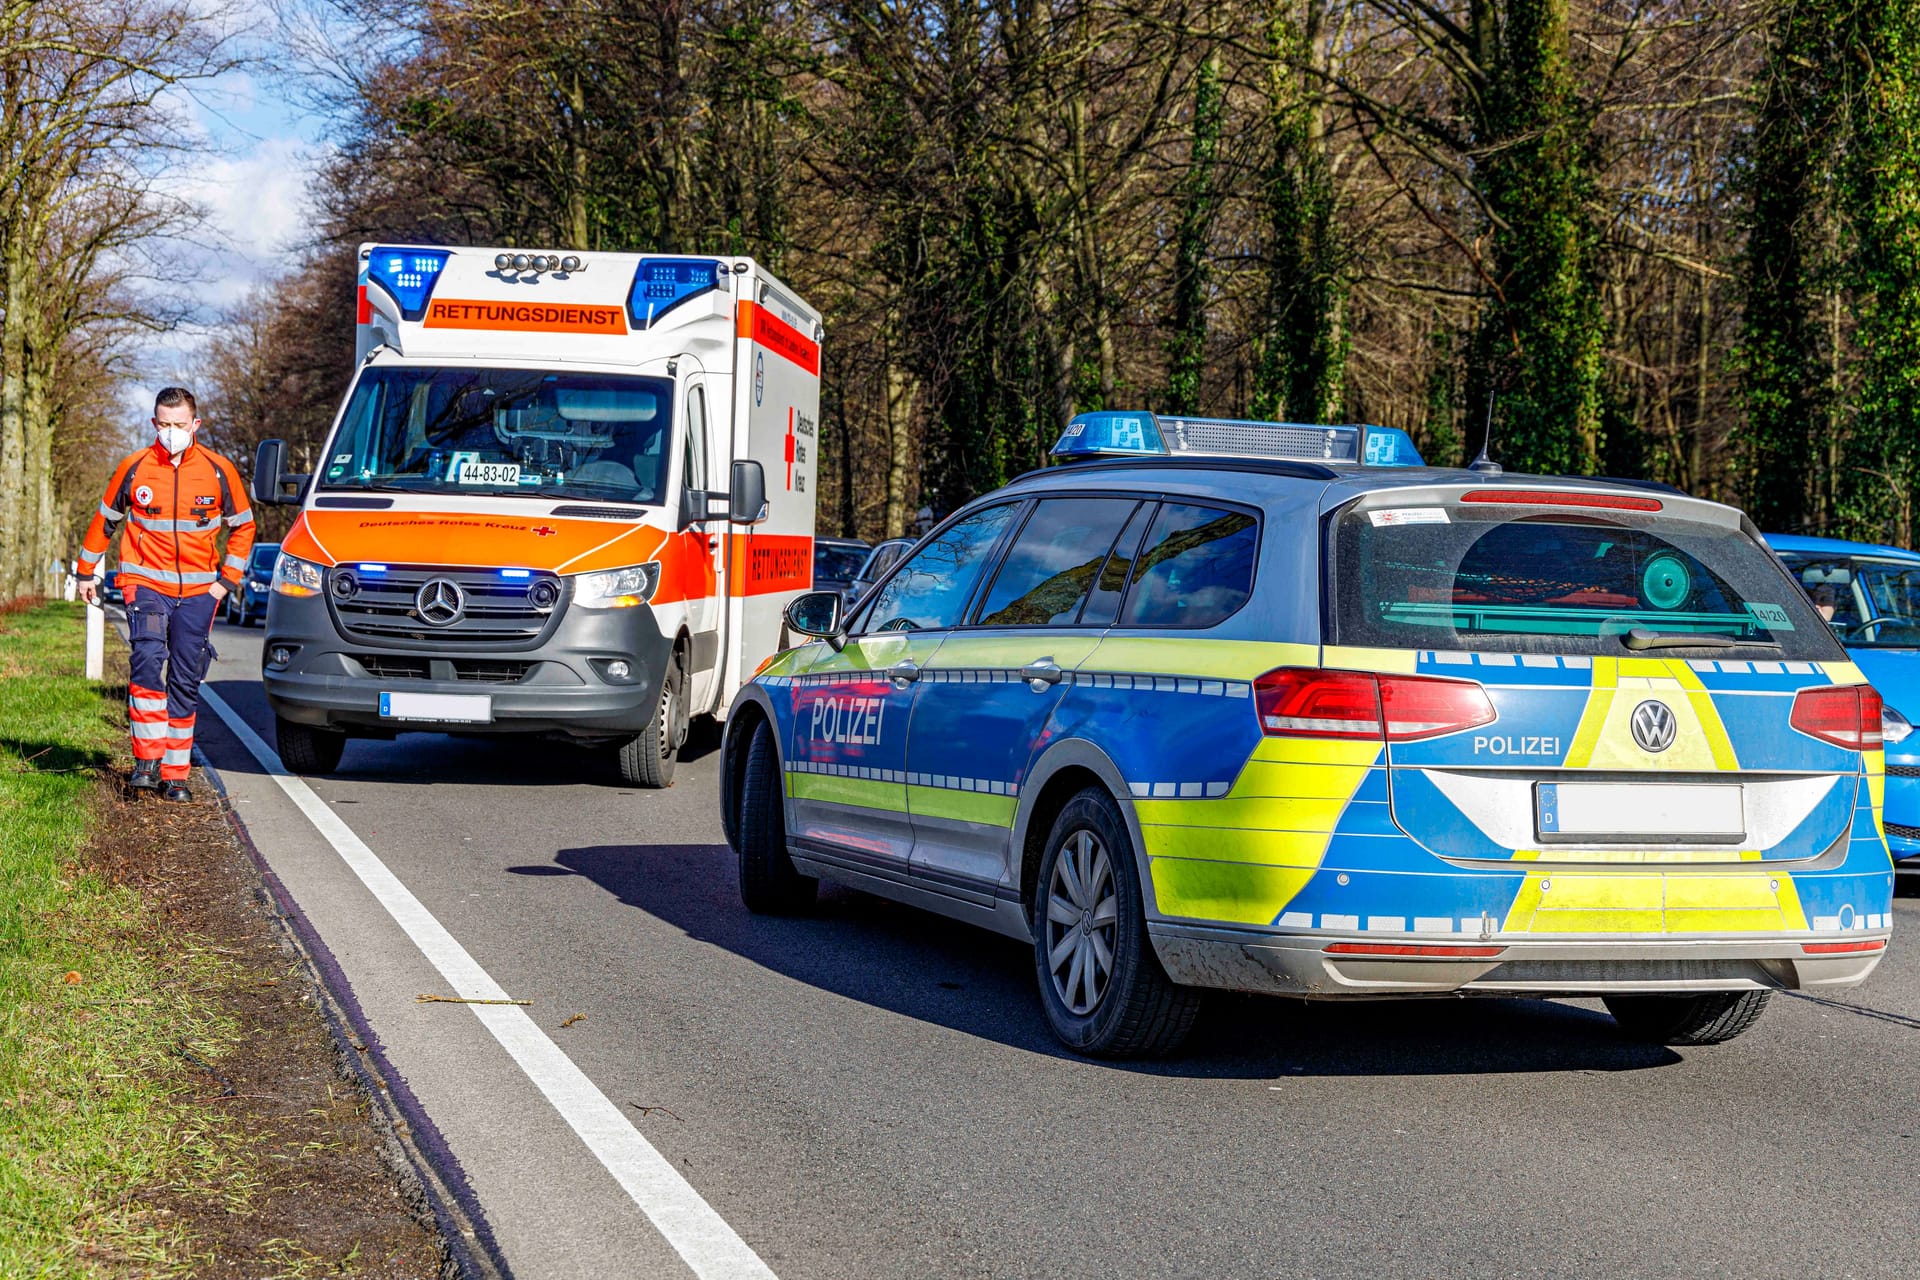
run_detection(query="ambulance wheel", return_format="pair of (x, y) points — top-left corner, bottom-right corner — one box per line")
(735, 720), (816, 913)
(276, 716), (346, 775)
(1603, 990), (1772, 1046)
(1031, 787), (1199, 1059)
(616, 663), (683, 788)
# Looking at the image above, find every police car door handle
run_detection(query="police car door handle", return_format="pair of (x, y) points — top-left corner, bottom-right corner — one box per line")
(890, 659), (921, 686)
(1021, 658), (1064, 689)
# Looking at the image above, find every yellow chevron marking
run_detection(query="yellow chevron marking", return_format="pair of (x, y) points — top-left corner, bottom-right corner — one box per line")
(1503, 869), (1810, 933)
(1144, 740), (1383, 923)
(1567, 658), (1737, 773)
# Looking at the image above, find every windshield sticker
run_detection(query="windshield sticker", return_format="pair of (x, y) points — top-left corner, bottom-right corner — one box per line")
(1368, 507), (1450, 527)
(1747, 602), (1795, 631)
(332, 453), (352, 465)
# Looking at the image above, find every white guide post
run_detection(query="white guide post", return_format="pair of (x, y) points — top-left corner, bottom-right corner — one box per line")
(85, 599), (104, 680)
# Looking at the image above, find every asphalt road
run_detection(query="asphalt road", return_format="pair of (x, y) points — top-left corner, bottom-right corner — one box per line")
(190, 617), (1920, 1280)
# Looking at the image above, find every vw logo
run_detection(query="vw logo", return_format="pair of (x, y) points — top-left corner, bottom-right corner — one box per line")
(415, 578), (465, 626)
(1630, 699), (1677, 753)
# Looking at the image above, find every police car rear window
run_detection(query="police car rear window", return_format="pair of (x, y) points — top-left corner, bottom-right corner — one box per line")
(1330, 502), (1841, 659)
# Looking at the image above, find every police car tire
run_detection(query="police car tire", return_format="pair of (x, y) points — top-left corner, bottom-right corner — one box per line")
(618, 663), (682, 788)
(736, 721), (816, 913)
(276, 716), (346, 775)
(1032, 788), (1200, 1059)
(1602, 990), (1772, 1046)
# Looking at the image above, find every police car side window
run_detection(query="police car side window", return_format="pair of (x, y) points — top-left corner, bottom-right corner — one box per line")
(854, 504), (1019, 633)
(1080, 501), (1155, 626)
(1119, 502), (1258, 627)
(975, 498), (1140, 626)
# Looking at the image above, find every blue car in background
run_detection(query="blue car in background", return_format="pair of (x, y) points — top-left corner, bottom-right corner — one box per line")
(1768, 533), (1920, 869)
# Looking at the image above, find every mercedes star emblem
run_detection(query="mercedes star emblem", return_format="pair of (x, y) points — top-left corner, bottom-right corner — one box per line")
(1630, 699), (1677, 753)
(415, 577), (465, 626)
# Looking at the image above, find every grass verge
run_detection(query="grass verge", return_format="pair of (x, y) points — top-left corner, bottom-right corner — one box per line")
(0, 601), (443, 1278)
(0, 600), (245, 1274)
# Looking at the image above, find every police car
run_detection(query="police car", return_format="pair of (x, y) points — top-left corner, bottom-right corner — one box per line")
(720, 413), (1893, 1058)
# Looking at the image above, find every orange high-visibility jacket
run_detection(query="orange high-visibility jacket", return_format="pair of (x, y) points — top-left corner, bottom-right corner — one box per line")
(77, 442), (256, 598)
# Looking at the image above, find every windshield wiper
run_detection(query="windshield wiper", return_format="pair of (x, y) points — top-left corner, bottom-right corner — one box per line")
(1621, 627), (1780, 652)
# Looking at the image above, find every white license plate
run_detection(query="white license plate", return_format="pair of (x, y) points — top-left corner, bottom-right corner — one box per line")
(1537, 782), (1744, 842)
(455, 460), (521, 485)
(379, 691), (493, 723)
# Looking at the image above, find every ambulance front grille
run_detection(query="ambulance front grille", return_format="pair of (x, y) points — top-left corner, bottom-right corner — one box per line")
(328, 565), (563, 648)
(1886, 765), (1920, 777)
(1884, 821), (1920, 841)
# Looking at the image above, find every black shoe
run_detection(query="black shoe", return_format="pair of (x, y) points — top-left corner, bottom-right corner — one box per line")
(129, 759), (161, 790)
(159, 781), (193, 803)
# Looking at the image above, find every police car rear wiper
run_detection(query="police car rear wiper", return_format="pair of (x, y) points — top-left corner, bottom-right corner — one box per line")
(1621, 627), (1780, 652)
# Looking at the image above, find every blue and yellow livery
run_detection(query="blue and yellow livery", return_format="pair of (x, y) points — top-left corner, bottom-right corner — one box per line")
(721, 413), (1893, 1057)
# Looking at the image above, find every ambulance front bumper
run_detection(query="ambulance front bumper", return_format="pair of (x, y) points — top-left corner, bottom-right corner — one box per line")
(261, 589), (675, 739)
(1148, 922), (1889, 998)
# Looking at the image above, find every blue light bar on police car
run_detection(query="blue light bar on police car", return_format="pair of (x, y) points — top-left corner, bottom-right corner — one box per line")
(627, 258), (723, 330)
(1051, 411), (1423, 467)
(366, 247), (451, 321)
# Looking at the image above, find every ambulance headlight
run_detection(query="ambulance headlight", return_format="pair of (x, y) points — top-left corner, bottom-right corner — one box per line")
(271, 553), (325, 598)
(1884, 705), (1913, 745)
(573, 562), (660, 609)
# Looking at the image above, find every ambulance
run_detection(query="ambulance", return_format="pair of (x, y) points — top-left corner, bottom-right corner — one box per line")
(250, 244), (821, 786)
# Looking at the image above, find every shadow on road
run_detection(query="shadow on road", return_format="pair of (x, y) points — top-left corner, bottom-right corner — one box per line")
(201, 677), (721, 787)
(526, 842), (1682, 1077)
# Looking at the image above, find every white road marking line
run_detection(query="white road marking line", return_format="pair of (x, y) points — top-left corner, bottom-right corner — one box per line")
(199, 687), (777, 1280)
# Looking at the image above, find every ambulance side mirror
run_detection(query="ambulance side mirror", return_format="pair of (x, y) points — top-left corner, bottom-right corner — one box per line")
(785, 591), (845, 651)
(251, 439), (310, 506)
(727, 459), (769, 524)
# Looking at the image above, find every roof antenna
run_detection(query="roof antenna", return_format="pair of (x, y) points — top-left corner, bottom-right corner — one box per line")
(1468, 390), (1502, 474)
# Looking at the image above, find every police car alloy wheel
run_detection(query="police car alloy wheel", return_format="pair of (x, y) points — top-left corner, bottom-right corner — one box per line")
(1031, 788), (1200, 1058)
(1045, 829), (1118, 1016)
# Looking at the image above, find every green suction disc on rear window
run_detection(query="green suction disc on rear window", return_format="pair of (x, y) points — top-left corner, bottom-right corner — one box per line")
(1642, 554), (1691, 609)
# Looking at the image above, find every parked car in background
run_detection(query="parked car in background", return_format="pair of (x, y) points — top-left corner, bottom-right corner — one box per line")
(1768, 532), (1920, 870)
(225, 542), (281, 627)
(98, 570), (122, 605)
(843, 537), (912, 605)
(812, 536), (870, 602)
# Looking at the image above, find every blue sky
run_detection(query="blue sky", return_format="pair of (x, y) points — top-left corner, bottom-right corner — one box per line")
(140, 13), (335, 395)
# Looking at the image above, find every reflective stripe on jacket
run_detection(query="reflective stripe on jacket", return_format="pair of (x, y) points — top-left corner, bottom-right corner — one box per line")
(78, 443), (256, 597)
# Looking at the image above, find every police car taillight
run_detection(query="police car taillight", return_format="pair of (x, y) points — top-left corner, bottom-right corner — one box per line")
(1789, 685), (1884, 751)
(1254, 668), (1496, 742)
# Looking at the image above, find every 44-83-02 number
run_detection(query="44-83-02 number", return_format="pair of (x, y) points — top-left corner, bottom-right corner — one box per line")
(455, 460), (521, 485)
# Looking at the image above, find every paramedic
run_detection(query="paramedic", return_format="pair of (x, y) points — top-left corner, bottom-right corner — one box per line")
(75, 388), (255, 801)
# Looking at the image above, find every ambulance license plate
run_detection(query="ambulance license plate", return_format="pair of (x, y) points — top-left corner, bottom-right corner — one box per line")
(379, 691), (493, 724)
(1536, 782), (1743, 843)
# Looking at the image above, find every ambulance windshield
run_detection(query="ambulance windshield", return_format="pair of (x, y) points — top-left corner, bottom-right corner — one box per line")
(322, 366), (674, 503)
(1331, 503), (1844, 661)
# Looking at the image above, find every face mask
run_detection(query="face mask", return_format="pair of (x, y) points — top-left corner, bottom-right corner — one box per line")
(157, 425), (193, 456)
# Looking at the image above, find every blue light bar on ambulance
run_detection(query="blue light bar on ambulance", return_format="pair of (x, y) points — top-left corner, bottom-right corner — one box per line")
(1050, 411), (1423, 467)
(627, 258), (723, 330)
(365, 247), (451, 321)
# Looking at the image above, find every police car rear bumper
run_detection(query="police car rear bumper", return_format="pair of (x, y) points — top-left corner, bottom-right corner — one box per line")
(1149, 922), (1889, 998)
(261, 589), (674, 739)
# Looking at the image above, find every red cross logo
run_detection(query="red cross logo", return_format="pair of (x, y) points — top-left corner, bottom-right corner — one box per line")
(784, 408), (796, 492)
(531, 525), (557, 537)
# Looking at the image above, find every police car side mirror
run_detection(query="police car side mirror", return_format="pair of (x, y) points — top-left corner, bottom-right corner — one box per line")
(728, 459), (769, 525)
(785, 591), (845, 651)
(251, 439), (310, 506)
